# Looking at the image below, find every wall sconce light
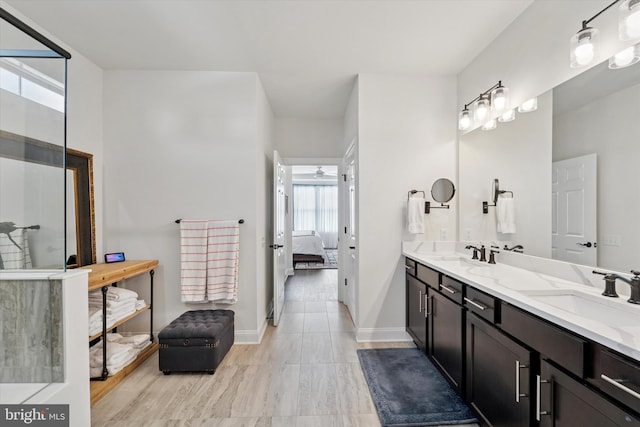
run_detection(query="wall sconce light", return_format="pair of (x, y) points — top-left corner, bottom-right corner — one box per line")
(571, 0), (640, 68)
(608, 42), (640, 67)
(458, 81), (508, 131)
(517, 97), (538, 113)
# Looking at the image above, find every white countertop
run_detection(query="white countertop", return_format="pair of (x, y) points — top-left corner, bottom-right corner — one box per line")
(403, 248), (640, 362)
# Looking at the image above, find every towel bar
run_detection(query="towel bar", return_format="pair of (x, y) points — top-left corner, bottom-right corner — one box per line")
(175, 219), (245, 224)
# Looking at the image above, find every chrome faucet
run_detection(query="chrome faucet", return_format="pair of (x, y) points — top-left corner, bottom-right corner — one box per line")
(503, 244), (524, 253)
(593, 270), (640, 304)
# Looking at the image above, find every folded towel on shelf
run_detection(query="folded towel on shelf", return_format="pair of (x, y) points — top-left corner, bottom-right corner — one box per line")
(135, 299), (146, 310)
(88, 287), (138, 301)
(496, 195), (516, 234)
(407, 197), (425, 234)
(89, 297), (137, 312)
(116, 334), (150, 348)
(89, 351), (137, 378)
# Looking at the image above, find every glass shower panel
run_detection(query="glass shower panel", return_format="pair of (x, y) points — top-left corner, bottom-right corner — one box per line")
(0, 11), (67, 269)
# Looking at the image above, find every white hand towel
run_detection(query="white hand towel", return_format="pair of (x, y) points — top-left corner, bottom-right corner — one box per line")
(407, 197), (425, 234)
(496, 196), (516, 234)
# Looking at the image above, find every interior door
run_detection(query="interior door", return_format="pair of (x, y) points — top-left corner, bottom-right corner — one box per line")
(343, 143), (357, 322)
(272, 150), (287, 326)
(551, 154), (597, 266)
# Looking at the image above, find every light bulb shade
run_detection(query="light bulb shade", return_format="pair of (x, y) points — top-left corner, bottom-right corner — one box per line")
(474, 95), (490, 122)
(498, 109), (516, 123)
(518, 97), (538, 113)
(458, 109), (472, 131)
(491, 85), (509, 113)
(570, 27), (599, 68)
(619, 0), (640, 41)
(609, 43), (640, 68)
(481, 119), (497, 131)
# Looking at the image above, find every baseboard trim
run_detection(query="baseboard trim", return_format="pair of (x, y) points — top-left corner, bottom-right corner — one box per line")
(234, 319), (269, 344)
(355, 327), (413, 343)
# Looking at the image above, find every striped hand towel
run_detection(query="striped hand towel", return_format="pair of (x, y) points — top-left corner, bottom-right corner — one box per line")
(0, 229), (32, 269)
(206, 220), (240, 304)
(180, 220), (209, 303)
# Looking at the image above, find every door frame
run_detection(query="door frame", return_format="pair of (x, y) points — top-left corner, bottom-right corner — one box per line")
(283, 156), (342, 291)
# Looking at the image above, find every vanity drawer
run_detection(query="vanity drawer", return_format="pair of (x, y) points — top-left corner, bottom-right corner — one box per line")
(417, 263), (439, 288)
(440, 275), (464, 305)
(405, 258), (416, 277)
(464, 286), (497, 323)
(596, 349), (640, 412)
(501, 303), (587, 378)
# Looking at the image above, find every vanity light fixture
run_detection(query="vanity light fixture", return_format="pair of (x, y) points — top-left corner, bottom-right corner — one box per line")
(608, 42), (640, 67)
(481, 118), (497, 131)
(458, 107), (472, 131)
(458, 81), (509, 131)
(517, 97), (538, 113)
(619, 0), (640, 40)
(498, 109), (516, 123)
(490, 82), (509, 113)
(570, 0), (621, 68)
(474, 93), (490, 122)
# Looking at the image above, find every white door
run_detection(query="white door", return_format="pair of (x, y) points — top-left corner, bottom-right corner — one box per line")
(272, 151), (287, 326)
(551, 153), (597, 265)
(342, 143), (357, 322)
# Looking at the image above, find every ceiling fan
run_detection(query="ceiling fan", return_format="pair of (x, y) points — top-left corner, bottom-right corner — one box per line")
(314, 166), (325, 178)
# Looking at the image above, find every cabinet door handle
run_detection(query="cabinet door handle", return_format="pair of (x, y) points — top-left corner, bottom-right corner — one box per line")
(536, 375), (550, 421)
(601, 374), (640, 400)
(424, 295), (431, 317)
(464, 297), (487, 311)
(405, 265), (412, 271)
(515, 360), (528, 403)
(440, 284), (458, 294)
(418, 290), (423, 313)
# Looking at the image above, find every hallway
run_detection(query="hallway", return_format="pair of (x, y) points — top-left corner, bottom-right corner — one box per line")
(91, 269), (411, 426)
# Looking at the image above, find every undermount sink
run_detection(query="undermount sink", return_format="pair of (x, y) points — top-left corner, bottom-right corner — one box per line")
(425, 255), (489, 268)
(520, 289), (640, 326)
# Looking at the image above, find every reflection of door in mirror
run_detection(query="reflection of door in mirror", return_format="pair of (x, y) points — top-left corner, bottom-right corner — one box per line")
(551, 154), (597, 266)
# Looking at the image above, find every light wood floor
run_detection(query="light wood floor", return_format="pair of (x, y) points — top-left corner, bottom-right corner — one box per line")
(91, 270), (476, 427)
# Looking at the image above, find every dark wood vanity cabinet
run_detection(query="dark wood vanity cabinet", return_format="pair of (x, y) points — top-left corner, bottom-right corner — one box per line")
(406, 272), (428, 351)
(429, 289), (464, 390)
(466, 312), (532, 427)
(539, 360), (640, 426)
(405, 257), (640, 427)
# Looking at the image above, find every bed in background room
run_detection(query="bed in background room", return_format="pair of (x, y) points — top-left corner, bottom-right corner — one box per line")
(292, 230), (326, 265)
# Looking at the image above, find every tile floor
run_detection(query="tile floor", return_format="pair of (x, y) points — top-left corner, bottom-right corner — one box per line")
(90, 270), (475, 427)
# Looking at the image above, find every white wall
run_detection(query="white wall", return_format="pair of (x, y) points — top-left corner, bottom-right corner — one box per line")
(459, 90), (552, 257)
(554, 82), (640, 271)
(275, 117), (344, 158)
(357, 74), (457, 340)
(102, 70), (272, 343)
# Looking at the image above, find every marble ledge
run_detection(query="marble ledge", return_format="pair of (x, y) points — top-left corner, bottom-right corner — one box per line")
(0, 269), (89, 281)
(402, 241), (640, 362)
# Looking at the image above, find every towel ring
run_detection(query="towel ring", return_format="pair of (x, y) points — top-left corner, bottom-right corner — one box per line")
(407, 190), (425, 200)
(483, 178), (513, 214)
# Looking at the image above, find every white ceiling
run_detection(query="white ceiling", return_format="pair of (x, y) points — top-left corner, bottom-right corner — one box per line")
(5, 0), (533, 119)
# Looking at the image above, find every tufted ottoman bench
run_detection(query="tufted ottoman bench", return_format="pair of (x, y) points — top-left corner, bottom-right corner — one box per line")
(158, 309), (234, 375)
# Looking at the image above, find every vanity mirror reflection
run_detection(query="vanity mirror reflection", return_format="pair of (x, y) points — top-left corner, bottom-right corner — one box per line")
(459, 58), (640, 272)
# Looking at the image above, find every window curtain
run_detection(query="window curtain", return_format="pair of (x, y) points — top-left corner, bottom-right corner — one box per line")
(293, 184), (338, 248)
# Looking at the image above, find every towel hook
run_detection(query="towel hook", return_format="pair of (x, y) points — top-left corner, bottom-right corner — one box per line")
(483, 178), (513, 214)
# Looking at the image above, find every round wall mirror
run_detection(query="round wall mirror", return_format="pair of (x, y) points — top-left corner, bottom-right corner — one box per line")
(431, 178), (456, 203)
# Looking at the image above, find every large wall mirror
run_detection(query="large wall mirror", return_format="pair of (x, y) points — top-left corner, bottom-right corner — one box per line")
(459, 58), (640, 273)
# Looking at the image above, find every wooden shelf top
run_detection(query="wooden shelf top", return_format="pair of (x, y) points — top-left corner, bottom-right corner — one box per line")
(82, 260), (159, 291)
